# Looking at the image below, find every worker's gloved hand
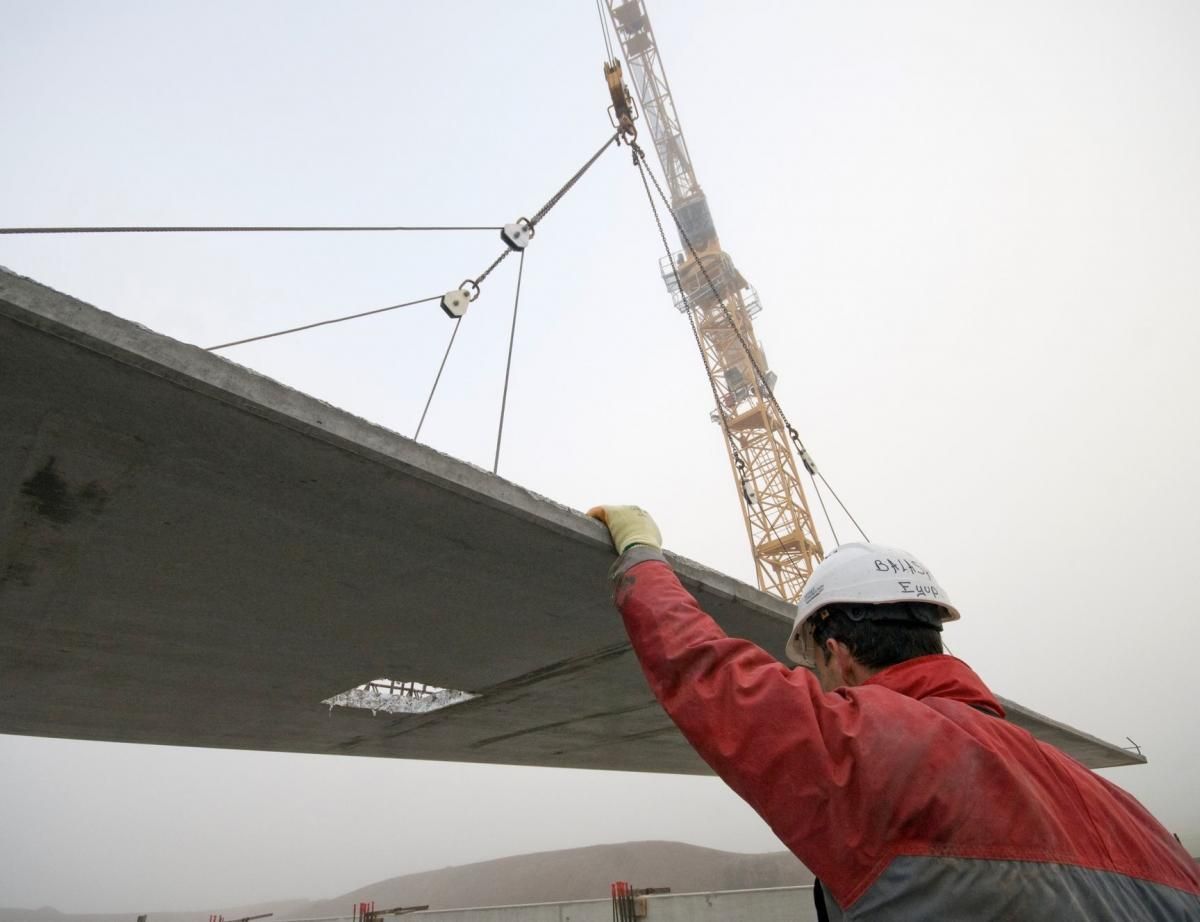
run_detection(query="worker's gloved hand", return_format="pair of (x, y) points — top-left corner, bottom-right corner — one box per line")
(587, 505), (662, 555)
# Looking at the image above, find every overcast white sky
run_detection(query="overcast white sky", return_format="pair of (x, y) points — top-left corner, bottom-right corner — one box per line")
(2, 0), (1199, 912)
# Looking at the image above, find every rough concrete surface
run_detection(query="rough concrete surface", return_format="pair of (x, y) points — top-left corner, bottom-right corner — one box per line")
(0, 267), (1141, 771)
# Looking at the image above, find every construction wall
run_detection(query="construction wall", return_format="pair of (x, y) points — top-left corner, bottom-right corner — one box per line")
(413, 886), (818, 922)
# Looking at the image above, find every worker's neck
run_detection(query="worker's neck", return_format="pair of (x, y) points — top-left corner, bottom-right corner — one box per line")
(815, 640), (878, 691)
(836, 659), (877, 689)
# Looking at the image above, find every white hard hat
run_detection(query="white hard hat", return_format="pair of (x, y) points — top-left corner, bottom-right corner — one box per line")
(786, 542), (960, 666)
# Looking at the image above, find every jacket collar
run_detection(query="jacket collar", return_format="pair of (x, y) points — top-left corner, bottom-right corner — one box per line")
(863, 654), (1005, 717)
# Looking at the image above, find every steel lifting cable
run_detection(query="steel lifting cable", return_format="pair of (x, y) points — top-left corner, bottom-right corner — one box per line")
(0, 224), (502, 234)
(633, 151), (795, 556)
(493, 249), (526, 474)
(595, 0), (615, 62)
(0, 222), (499, 352)
(633, 156), (746, 481)
(418, 249), (525, 452)
(206, 295), (441, 351)
(415, 319), (462, 441)
(631, 141), (869, 544)
(818, 472), (867, 544)
(810, 476), (841, 547)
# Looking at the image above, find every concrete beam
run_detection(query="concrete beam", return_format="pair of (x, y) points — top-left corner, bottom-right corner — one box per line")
(0, 267), (1143, 771)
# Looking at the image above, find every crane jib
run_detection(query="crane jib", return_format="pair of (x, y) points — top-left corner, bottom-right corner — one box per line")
(605, 0), (870, 602)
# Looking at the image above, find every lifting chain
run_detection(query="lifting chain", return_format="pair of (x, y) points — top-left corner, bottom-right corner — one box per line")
(632, 140), (759, 513)
(631, 139), (871, 543)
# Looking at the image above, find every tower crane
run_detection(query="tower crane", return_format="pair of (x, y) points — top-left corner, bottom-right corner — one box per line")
(603, 0), (826, 602)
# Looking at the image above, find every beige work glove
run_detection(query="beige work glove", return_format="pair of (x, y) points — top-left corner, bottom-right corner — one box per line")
(587, 505), (663, 555)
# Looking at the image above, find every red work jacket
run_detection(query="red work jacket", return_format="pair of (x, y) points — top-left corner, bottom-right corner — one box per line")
(613, 552), (1200, 920)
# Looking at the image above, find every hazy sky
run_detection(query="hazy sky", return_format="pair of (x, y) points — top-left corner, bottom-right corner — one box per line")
(2, 0), (1198, 912)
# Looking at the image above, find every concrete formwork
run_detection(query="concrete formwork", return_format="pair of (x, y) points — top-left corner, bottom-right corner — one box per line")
(0, 267), (1142, 771)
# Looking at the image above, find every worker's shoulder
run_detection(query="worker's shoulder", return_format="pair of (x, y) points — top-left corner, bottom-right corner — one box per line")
(875, 686), (1100, 791)
(835, 679), (1036, 757)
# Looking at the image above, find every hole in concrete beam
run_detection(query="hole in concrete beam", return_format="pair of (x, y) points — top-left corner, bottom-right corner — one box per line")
(322, 678), (478, 716)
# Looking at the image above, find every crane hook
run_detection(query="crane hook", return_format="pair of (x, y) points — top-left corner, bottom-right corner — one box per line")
(604, 60), (638, 143)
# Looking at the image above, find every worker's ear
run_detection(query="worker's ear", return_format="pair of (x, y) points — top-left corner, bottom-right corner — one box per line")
(820, 637), (838, 665)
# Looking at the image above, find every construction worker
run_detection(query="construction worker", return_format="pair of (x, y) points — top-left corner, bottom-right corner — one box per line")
(587, 505), (1200, 920)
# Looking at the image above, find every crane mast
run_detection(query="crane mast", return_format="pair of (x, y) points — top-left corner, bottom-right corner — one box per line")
(605, 0), (824, 602)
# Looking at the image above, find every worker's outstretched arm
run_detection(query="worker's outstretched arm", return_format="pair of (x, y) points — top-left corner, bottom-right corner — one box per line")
(587, 507), (883, 887)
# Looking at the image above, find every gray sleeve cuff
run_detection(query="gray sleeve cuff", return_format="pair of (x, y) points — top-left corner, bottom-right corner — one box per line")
(609, 544), (667, 582)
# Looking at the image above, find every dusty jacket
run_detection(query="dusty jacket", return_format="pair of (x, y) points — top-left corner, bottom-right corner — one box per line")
(613, 551), (1200, 920)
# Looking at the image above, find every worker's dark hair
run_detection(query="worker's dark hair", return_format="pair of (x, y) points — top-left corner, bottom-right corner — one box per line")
(810, 602), (944, 671)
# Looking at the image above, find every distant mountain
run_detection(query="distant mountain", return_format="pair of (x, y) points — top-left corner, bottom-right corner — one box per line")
(0, 841), (813, 922)
(292, 840), (812, 914)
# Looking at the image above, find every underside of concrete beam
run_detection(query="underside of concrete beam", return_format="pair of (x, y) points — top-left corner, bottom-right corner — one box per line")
(0, 267), (1142, 771)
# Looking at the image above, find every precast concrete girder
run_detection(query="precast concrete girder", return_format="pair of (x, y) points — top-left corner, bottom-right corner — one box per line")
(0, 267), (1142, 771)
